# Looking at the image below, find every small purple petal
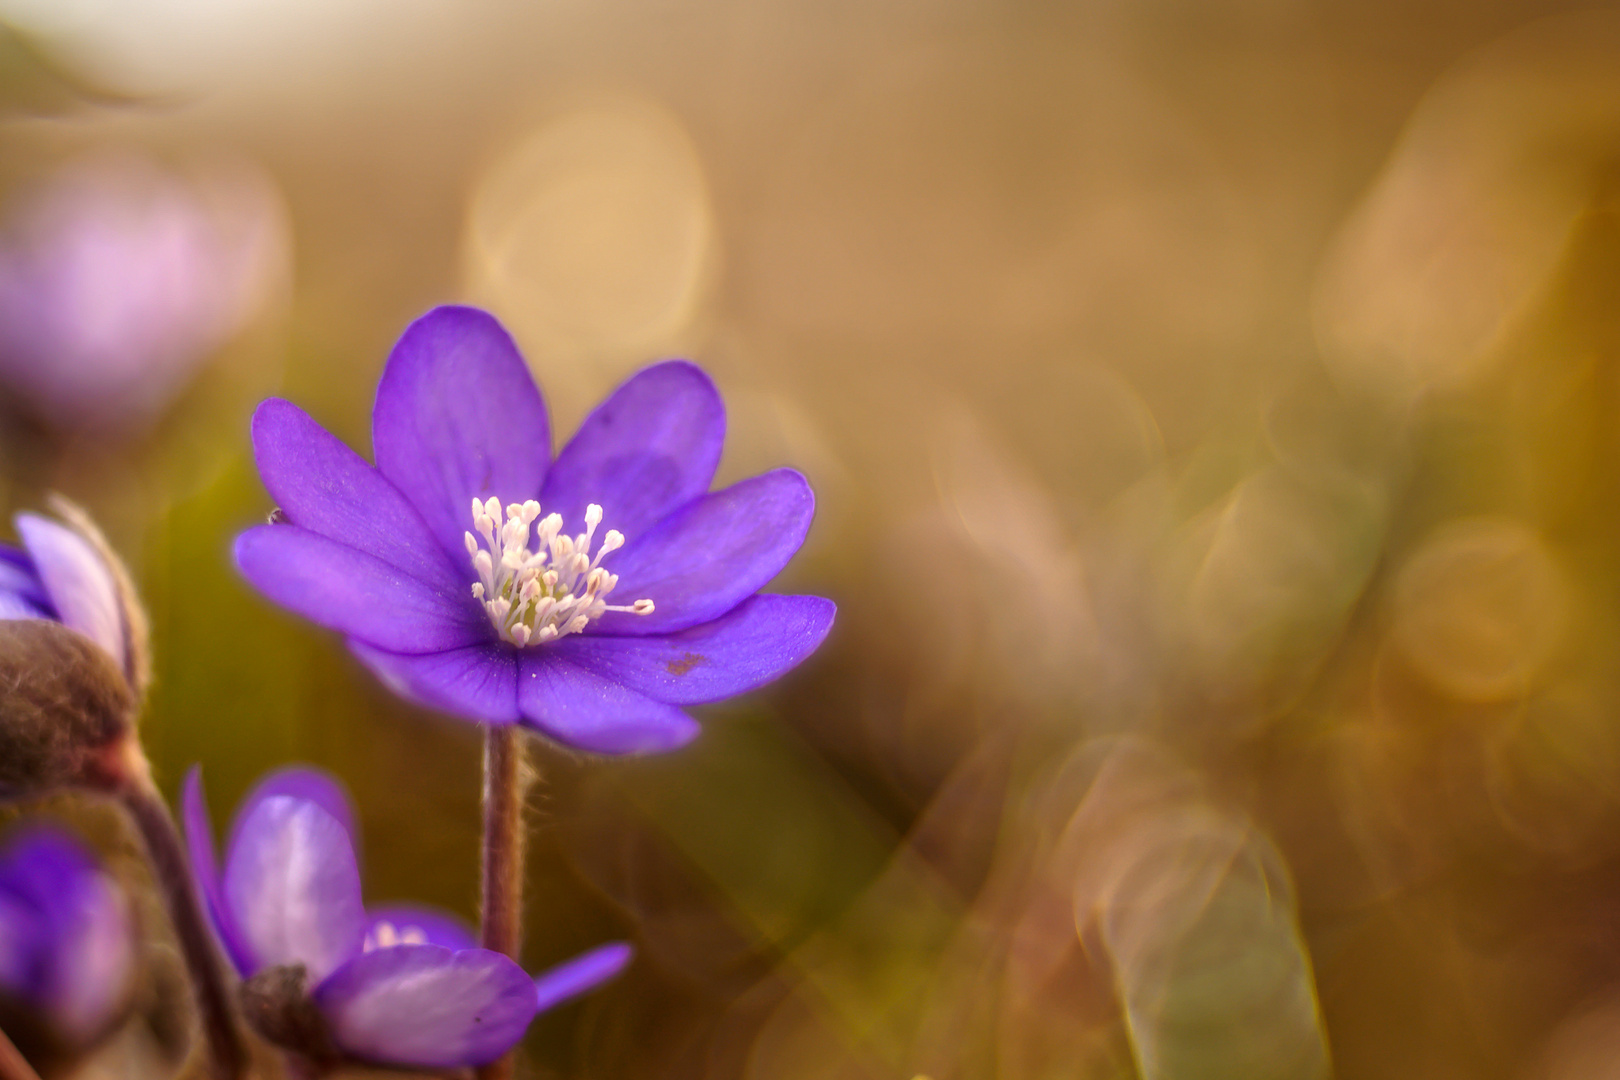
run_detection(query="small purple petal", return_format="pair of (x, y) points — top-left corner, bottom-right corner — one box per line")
(0, 828), (98, 910)
(592, 469), (815, 636)
(0, 833), (78, 1003)
(0, 593), (51, 620)
(315, 945), (538, 1069)
(0, 545), (51, 615)
(363, 905), (476, 952)
(0, 891), (42, 1001)
(540, 361), (724, 540)
(0, 828), (132, 1039)
(227, 767), (359, 871)
(221, 796), (365, 981)
(552, 595), (834, 705)
(235, 524), (487, 655)
(348, 641), (519, 725)
(532, 942), (632, 1013)
(14, 512), (124, 670)
(372, 306), (550, 565)
(181, 769), (254, 976)
(43, 861), (132, 1039)
(251, 398), (463, 589)
(518, 651), (700, 754)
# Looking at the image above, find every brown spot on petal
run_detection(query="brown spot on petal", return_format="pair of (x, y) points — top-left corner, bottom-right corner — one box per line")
(666, 652), (706, 676)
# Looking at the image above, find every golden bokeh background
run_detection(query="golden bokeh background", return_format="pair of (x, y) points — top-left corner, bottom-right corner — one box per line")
(3, 1), (1620, 1077)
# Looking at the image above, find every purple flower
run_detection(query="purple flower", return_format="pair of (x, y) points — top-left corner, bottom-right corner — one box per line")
(181, 766), (631, 1069)
(0, 152), (285, 433)
(0, 503), (148, 795)
(0, 826), (134, 1046)
(235, 305), (834, 754)
(1, 510), (133, 683)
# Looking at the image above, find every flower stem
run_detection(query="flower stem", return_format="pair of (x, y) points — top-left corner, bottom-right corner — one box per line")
(119, 782), (249, 1080)
(0, 1028), (41, 1080)
(477, 723), (530, 1080)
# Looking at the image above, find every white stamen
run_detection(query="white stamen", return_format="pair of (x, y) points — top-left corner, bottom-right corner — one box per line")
(364, 920), (428, 953)
(464, 500), (654, 646)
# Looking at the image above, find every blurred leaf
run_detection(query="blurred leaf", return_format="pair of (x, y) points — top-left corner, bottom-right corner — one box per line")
(607, 713), (900, 954)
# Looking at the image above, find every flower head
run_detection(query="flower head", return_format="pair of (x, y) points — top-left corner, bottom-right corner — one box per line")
(181, 765), (631, 1070)
(0, 500), (148, 794)
(0, 152), (284, 433)
(236, 305), (834, 753)
(0, 826), (135, 1054)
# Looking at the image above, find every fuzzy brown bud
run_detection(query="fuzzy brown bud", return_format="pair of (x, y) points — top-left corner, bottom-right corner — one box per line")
(0, 618), (140, 794)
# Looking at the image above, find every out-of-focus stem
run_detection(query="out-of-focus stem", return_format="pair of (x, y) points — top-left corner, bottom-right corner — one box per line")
(477, 723), (529, 1080)
(119, 782), (249, 1080)
(0, 1028), (41, 1080)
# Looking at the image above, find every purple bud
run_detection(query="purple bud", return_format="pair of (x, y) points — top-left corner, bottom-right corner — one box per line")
(0, 152), (286, 435)
(0, 497), (150, 795)
(0, 826), (135, 1070)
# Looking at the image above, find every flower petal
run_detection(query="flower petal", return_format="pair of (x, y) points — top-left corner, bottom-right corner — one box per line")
(518, 651), (699, 754)
(552, 595), (834, 705)
(15, 513), (124, 670)
(348, 641), (518, 724)
(181, 769), (254, 977)
(251, 398), (461, 589)
(532, 942), (632, 1013)
(0, 593), (50, 620)
(227, 767), (359, 871)
(0, 545), (51, 615)
(43, 860), (132, 1039)
(363, 905), (476, 952)
(0, 891), (43, 1002)
(315, 945), (537, 1069)
(0, 828), (133, 1039)
(371, 306), (550, 564)
(593, 469), (815, 636)
(221, 795), (365, 981)
(0, 829), (96, 958)
(540, 361), (724, 540)
(235, 524), (487, 654)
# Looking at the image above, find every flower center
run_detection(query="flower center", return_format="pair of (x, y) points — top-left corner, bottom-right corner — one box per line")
(363, 921), (427, 952)
(464, 497), (654, 647)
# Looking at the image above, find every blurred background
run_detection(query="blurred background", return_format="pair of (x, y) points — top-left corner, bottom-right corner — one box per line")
(2, 0), (1620, 1077)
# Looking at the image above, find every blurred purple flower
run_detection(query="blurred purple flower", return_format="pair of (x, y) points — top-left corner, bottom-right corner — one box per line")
(181, 765), (631, 1070)
(0, 510), (131, 681)
(0, 152), (285, 432)
(235, 305), (834, 754)
(0, 826), (134, 1045)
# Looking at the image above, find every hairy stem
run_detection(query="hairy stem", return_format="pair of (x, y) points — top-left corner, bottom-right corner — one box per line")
(0, 1028), (40, 1080)
(477, 724), (530, 1080)
(120, 782), (249, 1080)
